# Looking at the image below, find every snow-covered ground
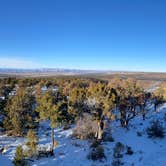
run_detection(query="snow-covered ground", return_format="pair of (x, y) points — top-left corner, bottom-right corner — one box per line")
(111, 104), (166, 166)
(1, 104), (166, 166)
(145, 81), (160, 93)
(0, 155), (12, 166)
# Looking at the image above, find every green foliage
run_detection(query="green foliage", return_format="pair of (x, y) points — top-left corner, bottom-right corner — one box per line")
(87, 145), (105, 161)
(36, 91), (56, 128)
(13, 146), (26, 166)
(154, 83), (166, 101)
(69, 87), (87, 118)
(0, 84), (14, 119)
(126, 146), (134, 155)
(1, 77), (164, 144)
(113, 78), (146, 128)
(147, 120), (165, 138)
(90, 139), (101, 148)
(3, 87), (37, 136)
(36, 90), (67, 128)
(113, 142), (125, 158)
(26, 129), (38, 157)
(36, 90), (69, 153)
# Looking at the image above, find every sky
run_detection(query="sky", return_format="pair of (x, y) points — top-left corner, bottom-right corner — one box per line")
(0, 0), (166, 71)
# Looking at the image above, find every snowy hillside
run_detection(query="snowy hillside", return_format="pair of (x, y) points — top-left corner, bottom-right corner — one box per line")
(1, 103), (166, 166)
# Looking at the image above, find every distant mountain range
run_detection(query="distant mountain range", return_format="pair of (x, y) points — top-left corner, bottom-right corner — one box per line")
(0, 68), (107, 76)
(0, 68), (164, 78)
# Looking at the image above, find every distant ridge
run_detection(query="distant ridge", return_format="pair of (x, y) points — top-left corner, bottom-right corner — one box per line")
(0, 68), (106, 76)
(0, 68), (165, 74)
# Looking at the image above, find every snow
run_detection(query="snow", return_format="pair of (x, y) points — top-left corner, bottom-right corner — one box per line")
(0, 135), (25, 160)
(1, 104), (166, 166)
(0, 156), (12, 166)
(41, 86), (48, 92)
(9, 91), (16, 96)
(35, 123), (92, 166)
(41, 86), (59, 93)
(0, 96), (5, 100)
(52, 86), (59, 92)
(145, 82), (160, 93)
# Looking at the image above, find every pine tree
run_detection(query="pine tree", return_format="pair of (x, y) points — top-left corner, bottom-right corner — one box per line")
(13, 146), (26, 166)
(36, 90), (66, 155)
(69, 87), (87, 118)
(87, 82), (117, 140)
(4, 87), (37, 136)
(26, 129), (38, 157)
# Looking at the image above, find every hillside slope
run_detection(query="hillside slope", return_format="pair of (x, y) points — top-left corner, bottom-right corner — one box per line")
(1, 104), (166, 166)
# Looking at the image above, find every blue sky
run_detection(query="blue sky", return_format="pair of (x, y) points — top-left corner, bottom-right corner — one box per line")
(0, 0), (166, 71)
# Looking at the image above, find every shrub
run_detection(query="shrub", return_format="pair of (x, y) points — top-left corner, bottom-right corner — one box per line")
(137, 131), (142, 137)
(103, 131), (114, 142)
(37, 149), (53, 158)
(147, 120), (165, 138)
(87, 145), (105, 161)
(126, 146), (133, 155)
(113, 142), (125, 158)
(73, 113), (98, 140)
(37, 146), (54, 158)
(13, 146), (26, 166)
(90, 139), (101, 148)
(63, 124), (71, 130)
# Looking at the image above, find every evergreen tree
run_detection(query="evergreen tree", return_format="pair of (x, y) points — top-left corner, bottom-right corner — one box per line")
(4, 87), (37, 136)
(13, 146), (26, 166)
(87, 82), (117, 140)
(36, 90), (67, 155)
(69, 87), (87, 118)
(26, 129), (38, 157)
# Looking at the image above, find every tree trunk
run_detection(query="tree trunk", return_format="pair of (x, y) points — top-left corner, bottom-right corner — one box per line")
(154, 103), (157, 112)
(141, 105), (146, 120)
(120, 118), (128, 128)
(51, 128), (54, 156)
(142, 107), (145, 120)
(97, 120), (104, 140)
(142, 112), (145, 120)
